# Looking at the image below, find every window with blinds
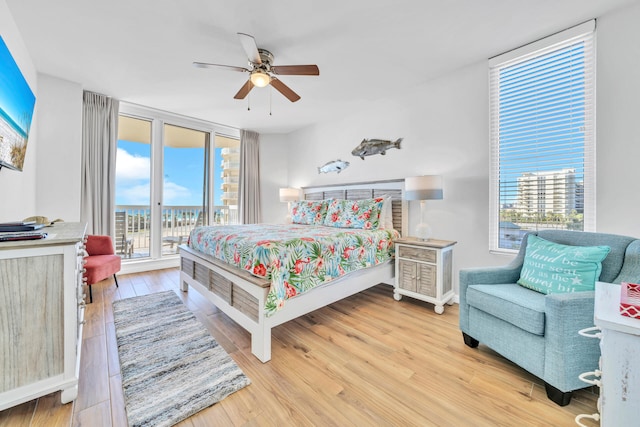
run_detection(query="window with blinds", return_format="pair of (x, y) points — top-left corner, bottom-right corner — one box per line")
(489, 20), (595, 252)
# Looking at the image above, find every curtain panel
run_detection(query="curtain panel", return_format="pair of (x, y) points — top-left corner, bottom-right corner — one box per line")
(81, 91), (119, 236)
(238, 129), (261, 224)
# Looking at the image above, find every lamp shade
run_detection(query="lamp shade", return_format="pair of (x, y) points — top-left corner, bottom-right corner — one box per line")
(404, 175), (443, 200)
(279, 187), (300, 202)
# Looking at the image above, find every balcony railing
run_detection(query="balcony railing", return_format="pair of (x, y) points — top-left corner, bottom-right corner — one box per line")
(221, 147), (240, 156)
(221, 192), (239, 201)
(221, 160), (240, 169)
(114, 204), (239, 258)
(222, 175), (239, 185)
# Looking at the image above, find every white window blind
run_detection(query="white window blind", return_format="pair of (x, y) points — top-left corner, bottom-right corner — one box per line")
(489, 20), (595, 252)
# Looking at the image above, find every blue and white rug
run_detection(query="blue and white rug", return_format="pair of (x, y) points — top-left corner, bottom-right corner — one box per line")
(113, 291), (250, 427)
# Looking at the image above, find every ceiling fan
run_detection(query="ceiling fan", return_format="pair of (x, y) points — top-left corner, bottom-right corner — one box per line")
(193, 33), (319, 103)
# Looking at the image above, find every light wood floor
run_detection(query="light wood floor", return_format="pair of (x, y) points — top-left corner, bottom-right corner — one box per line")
(0, 268), (600, 427)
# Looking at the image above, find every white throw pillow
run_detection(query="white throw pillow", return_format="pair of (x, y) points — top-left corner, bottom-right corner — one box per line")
(378, 195), (394, 230)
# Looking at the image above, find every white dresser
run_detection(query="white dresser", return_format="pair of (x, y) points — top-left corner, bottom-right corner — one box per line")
(0, 222), (87, 410)
(578, 282), (640, 426)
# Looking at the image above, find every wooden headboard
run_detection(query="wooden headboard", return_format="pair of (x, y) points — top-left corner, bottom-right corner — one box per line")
(302, 179), (407, 236)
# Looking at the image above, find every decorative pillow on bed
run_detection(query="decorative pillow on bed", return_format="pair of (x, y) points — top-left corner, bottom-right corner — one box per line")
(291, 200), (329, 225)
(377, 195), (394, 230)
(323, 197), (384, 229)
(517, 235), (611, 294)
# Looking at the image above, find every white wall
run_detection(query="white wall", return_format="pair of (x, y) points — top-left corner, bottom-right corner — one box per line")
(278, 1), (640, 295)
(35, 73), (83, 221)
(0, 3), (81, 224)
(281, 62), (501, 293)
(0, 0), (38, 221)
(595, 2), (640, 237)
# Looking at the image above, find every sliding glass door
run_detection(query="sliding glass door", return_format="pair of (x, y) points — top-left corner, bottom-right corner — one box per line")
(161, 124), (209, 255)
(115, 104), (240, 265)
(116, 118), (211, 259)
(115, 116), (152, 258)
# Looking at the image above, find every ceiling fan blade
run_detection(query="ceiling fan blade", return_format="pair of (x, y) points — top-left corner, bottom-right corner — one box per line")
(237, 32), (261, 64)
(234, 80), (255, 99)
(270, 77), (301, 102)
(193, 62), (249, 72)
(271, 65), (320, 76)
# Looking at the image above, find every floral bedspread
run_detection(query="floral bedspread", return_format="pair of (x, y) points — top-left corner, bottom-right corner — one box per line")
(188, 224), (399, 316)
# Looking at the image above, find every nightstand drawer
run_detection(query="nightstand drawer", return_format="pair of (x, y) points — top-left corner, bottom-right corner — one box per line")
(398, 245), (436, 263)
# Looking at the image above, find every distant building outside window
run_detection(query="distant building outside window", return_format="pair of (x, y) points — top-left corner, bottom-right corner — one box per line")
(489, 20), (596, 252)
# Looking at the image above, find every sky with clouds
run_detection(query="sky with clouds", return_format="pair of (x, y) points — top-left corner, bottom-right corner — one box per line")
(115, 141), (220, 206)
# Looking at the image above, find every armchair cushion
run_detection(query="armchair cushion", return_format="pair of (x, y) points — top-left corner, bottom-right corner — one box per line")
(517, 235), (610, 294)
(86, 234), (116, 256)
(467, 284), (546, 335)
(84, 254), (121, 285)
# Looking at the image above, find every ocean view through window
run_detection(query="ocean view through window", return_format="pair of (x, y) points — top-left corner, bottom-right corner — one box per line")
(115, 111), (239, 260)
(489, 21), (595, 252)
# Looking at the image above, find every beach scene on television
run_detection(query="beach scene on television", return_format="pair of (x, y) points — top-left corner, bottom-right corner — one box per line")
(0, 36), (36, 171)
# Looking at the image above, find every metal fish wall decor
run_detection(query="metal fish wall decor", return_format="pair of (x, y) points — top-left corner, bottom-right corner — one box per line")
(318, 159), (350, 174)
(351, 137), (402, 160)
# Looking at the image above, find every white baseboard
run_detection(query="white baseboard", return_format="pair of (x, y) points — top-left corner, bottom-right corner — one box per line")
(120, 256), (180, 274)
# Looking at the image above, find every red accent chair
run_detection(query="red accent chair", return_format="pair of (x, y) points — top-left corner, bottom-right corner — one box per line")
(83, 235), (120, 303)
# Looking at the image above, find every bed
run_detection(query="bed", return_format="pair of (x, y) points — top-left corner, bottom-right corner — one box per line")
(179, 179), (406, 362)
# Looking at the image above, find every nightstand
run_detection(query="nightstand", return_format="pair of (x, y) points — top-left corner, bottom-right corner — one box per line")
(393, 237), (456, 314)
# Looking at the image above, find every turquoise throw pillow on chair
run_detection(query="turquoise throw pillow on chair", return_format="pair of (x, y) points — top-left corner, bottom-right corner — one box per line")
(517, 235), (611, 294)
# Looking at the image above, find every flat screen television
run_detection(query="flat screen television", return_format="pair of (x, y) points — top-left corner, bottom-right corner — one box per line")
(0, 35), (36, 171)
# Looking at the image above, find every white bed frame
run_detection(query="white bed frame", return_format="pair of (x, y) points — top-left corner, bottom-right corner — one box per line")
(179, 179), (406, 362)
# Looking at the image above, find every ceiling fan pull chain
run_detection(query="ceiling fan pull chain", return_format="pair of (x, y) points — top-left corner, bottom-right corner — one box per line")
(247, 92), (251, 111)
(269, 85), (272, 116)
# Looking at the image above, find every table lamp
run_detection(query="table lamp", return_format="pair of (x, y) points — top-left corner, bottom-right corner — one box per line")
(404, 175), (443, 240)
(279, 187), (300, 223)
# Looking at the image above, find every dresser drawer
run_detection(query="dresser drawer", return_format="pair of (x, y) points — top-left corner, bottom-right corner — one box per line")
(398, 245), (436, 263)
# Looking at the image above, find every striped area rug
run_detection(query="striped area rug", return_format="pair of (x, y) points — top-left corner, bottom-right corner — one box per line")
(113, 291), (250, 427)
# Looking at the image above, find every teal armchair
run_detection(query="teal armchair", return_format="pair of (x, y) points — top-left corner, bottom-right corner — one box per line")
(459, 230), (640, 406)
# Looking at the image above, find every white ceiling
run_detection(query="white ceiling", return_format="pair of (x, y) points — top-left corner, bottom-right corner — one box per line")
(6, 0), (637, 134)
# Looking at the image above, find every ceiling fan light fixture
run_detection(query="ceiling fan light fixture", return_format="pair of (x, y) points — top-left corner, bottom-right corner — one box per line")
(196, 33), (317, 102)
(250, 71), (270, 88)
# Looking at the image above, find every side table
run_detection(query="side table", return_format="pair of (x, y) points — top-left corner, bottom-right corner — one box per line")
(394, 237), (456, 314)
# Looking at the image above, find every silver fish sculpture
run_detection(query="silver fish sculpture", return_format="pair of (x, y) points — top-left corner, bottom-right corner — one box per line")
(351, 137), (403, 160)
(318, 159), (350, 174)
